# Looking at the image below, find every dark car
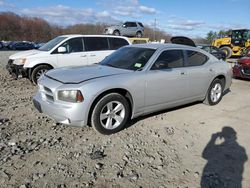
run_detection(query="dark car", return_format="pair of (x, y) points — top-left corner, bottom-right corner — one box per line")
(232, 55), (250, 79)
(9, 41), (35, 50)
(0, 42), (3, 49)
(197, 45), (227, 60)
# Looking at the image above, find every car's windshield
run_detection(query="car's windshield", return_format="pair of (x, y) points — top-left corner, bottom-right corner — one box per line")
(100, 47), (156, 71)
(39, 36), (67, 51)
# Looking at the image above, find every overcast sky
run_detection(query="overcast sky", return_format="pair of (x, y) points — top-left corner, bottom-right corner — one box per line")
(1, 0), (250, 37)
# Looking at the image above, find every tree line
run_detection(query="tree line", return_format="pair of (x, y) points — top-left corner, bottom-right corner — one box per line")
(0, 12), (171, 43)
(0, 12), (232, 44)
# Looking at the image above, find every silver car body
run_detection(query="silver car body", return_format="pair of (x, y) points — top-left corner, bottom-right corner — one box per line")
(104, 22), (144, 37)
(33, 43), (232, 127)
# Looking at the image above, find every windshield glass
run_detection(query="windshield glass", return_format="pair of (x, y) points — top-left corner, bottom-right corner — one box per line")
(39, 36), (67, 51)
(100, 47), (156, 70)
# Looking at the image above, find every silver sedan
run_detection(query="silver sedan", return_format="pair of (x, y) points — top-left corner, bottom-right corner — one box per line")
(33, 43), (232, 134)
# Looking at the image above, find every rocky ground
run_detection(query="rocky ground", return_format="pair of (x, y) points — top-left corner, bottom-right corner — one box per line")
(0, 51), (250, 188)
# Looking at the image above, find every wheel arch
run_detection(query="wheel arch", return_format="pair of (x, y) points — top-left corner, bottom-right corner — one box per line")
(28, 63), (54, 79)
(87, 88), (134, 126)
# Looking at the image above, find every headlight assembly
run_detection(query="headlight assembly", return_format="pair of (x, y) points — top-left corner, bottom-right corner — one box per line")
(14, 58), (26, 65)
(57, 90), (84, 103)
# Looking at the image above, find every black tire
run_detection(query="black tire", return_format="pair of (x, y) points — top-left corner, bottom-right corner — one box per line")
(113, 30), (120, 36)
(91, 93), (130, 135)
(136, 31), (142, 38)
(220, 46), (232, 58)
(204, 79), (224, 106)
(31, 65), (51, 84)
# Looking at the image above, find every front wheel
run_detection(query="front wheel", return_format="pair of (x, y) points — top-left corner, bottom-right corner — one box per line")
(204, 79), (224, 106)
(220, 46), (232, 59)
(91, 93), (130, 135)
(31, 65), (51, 85)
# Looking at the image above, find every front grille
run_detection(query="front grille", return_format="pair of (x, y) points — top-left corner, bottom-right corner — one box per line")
(39, 85), (54, 102)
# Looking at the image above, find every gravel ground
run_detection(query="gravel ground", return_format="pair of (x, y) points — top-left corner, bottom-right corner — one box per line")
(0, 51), (250, 188)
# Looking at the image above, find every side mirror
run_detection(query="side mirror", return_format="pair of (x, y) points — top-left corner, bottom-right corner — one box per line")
(58, 46), (67, 53)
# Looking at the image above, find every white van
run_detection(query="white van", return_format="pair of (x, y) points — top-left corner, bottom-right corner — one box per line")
(6, 35), (131, 84)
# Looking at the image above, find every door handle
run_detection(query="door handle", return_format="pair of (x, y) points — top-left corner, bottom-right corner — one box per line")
(180, 72), (185, 75)
(80, 55), (87, 57)
(90, 54), (96, 57)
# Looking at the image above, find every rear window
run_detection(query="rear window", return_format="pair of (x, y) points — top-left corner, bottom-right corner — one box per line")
(108, 38), (129, 50)
(186, 50), (208, 66)
(138, 22), (144, 27)
(84, 37), (109, 51)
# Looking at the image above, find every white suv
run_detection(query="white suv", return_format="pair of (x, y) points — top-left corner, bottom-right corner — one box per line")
(6, 35), (131, 84)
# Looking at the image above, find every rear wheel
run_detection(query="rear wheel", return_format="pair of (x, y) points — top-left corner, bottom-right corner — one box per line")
(91, 93), (130, 135)
(136, 31), (142, 38)
(31, 65), (51, 85)
(113, 30), (120, 36)
(204, 79), (224, 106)
(220, 46), (232, 58)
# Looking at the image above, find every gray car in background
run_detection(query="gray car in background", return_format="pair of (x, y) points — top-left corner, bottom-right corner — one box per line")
(104, 21), (144, 38)
(33, 43), (232, 135)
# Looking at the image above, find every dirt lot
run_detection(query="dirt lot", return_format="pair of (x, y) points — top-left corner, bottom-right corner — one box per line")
(0, 51), (250, 188)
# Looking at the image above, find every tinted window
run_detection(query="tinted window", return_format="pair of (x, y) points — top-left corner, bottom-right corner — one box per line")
(125, 22), (137, 27)
(151, 50), (184, 70)
(186, 50), (208, 66)
(109, 38), (129, 50)
(84, 37), (109, 51)
(60, 38), (83, 53)
(100, 47), (155, 71)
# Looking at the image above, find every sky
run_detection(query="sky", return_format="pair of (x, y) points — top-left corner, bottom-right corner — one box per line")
(0, 0), (250, 37)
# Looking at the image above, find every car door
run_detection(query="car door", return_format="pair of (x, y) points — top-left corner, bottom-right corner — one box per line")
(145, 49), (188, 112)
(83, 37), (111, 64)
(184, 50), (213, 99)
(56, 37), (88, 67)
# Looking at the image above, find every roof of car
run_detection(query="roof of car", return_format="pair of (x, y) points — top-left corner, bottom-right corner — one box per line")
(129, 43), (199, 51)
(60, 34), (129, 39)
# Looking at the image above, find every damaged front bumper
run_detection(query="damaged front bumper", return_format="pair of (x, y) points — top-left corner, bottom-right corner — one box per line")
(6, 59), (28, 79)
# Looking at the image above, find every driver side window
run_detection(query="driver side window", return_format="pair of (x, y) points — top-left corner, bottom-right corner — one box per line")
(60, 38), (83, 53)
(151, 50), (184, 70)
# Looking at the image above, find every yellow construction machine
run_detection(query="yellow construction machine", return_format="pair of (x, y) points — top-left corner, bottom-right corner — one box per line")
(212, 29), (250, 58)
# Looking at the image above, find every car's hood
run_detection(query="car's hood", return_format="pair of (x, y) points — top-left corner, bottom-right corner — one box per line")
(9, 49), (44, 60)
(239, 56), (250, 66)
(45, 64), (131, 84)
(106, 25), (120, 30)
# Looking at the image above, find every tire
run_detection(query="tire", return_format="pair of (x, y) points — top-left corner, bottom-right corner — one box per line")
(91, 93), (130, 135)
(113, 30), (120, 36)
(136, 31), (142, 38)
(203, 79), (224, 106)
(31, 65), (51, 85)
(220, 46), (232, 58)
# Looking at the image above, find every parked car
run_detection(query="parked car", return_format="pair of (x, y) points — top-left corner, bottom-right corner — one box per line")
(6, 35), (131, 84)
(104, 21), (144, 38)
(232, 55), (250, 79)
(8, 41), (35, 50)
(0, 42), (3, 49)
(197, 44), (227, 60)
(33, 41), (232, 135)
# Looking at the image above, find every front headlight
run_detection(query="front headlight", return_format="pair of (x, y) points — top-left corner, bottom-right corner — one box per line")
(14, 58), (26, 65)
(57, 90), (84, 103)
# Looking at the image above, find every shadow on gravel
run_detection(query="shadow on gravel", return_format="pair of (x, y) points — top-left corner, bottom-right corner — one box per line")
(201, 127), (248, 188)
